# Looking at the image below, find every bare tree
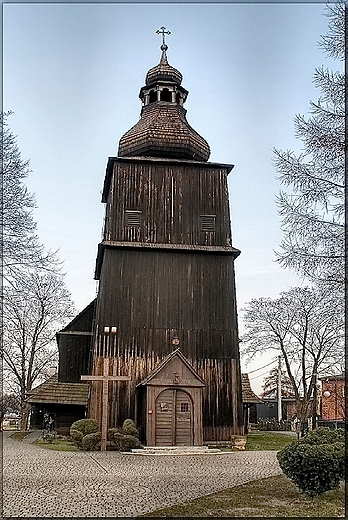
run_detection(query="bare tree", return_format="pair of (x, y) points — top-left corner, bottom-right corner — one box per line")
(241, 286), (344, 421)
(2, 269), (76, 429)
(1, 112), (58, 283)
(274, 3), (345, 287)
(1, 113), (77, 429)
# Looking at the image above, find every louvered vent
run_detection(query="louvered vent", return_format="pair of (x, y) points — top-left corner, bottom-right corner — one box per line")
(201, 215), (216, 232)
(125, 210), (142, 226)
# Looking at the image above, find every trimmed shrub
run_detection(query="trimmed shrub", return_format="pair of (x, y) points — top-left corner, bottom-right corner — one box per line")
(121, 434), (141, 451)
(299, 426), (344, 446)
(277, 435), (345, 496)
(70, 418), (100, 448)
(42, 429), (56, 444)
(299, 427), (345, 482)
(70, 429), (84, 445)
(108, 429), (141, 451)
(107, 419), (141, 451)
(107, 427), (121, 441)
(70, 418), (99, 436)
(122, 419), (138, 437)
(81, 432), (102, 451)
(110, 431), (126, 451)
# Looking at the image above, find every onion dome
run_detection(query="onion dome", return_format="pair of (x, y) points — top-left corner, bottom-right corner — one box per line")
(145, 51), (183, 86)
(118, 27), (210, 162)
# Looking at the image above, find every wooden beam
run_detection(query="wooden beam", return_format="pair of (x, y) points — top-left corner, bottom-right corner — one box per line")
(81, 357), (131, 451)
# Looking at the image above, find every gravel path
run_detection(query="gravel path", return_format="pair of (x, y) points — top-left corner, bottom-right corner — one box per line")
(3, 431), (282, 518)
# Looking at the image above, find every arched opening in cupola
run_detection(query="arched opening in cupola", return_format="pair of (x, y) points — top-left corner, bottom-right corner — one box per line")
(149, 90), (157, 103)
(160, 88), (171, 102)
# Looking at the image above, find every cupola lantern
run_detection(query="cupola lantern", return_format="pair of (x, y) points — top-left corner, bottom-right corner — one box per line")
(118, 27), (210, 161)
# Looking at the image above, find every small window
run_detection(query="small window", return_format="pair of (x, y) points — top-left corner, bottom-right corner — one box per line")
(180, 403), (189, 412)
(125, 210), (141, 226)
(201, 215), (216, 232)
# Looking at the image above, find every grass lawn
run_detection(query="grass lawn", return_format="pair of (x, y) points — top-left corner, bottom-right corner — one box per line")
(34, 437), (79, 451)
(142, 431), (344, 517)
(141, 474), (345, 517)
(245, 430), (296, 451)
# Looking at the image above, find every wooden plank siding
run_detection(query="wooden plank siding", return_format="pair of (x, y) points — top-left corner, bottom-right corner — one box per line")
(57, 300), (95, 383)
(89, 158), (244, 440)
(155, 389), (175, 446)
(58, 335), (92, 383)
(102, 160), (234, 248)
(203, 426), (236, 442)
(96, 249), (238, 332)
(89, 352), (242, 439)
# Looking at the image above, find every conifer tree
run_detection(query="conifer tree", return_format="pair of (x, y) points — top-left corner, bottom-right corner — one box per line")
(274, 3), (345, 286)
(261, 367), (295, 399)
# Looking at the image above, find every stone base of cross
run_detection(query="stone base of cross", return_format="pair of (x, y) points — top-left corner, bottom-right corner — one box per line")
(81, 357), (131, 451)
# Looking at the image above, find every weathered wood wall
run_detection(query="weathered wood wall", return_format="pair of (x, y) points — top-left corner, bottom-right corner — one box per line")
(58, 335), (92, 383)
(96, 249), (238, 332)
(57, 301), (95, 383)
(102, 158), (234, 248)
(90, 158), (244, 440)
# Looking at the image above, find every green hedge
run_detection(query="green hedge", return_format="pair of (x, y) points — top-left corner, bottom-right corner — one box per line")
(257, 418), (292, 431)
(69, 418), (141, 451)
(277, 427), (345, 496)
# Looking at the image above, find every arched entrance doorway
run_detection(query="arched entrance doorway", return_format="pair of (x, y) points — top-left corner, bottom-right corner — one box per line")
(138, 349), (205, 446)
(155, 388), (193, 446)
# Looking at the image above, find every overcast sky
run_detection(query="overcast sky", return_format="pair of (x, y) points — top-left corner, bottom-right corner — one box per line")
(3, 2), (338, 393)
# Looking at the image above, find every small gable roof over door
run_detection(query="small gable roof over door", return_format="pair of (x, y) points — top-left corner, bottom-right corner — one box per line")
(139, 349), (206, 387)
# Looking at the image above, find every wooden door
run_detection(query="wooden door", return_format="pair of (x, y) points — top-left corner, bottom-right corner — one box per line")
(155, 389), (174, 446)
(155, 389), (193, 446)
(175, 390), (192, 446)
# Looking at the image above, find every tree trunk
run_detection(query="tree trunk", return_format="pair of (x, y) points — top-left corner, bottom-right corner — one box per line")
(20, 402), (31, 430)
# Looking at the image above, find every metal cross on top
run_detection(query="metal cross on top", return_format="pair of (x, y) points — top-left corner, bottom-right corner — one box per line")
(156, 26), (171, 51)
(81, 357), (131, 451)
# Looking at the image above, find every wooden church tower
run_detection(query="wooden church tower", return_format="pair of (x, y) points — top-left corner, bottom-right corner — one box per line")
(89, 28), (244, 445)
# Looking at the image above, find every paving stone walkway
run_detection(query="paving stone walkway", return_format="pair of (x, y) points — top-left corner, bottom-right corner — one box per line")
(20, 430), (43, 443)
(3, 431), (282, 518)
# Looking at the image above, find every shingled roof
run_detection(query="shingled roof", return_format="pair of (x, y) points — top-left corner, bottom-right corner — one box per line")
(145, 51), (183, 86)
(242, 373), (262, 404)
(118, 44), (210, 162)
(26, 375), (89, 406)
(118, 102), (210, 161)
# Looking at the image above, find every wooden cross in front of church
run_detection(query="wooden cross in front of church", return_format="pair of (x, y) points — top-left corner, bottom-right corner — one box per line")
(81, 357), (131, 451)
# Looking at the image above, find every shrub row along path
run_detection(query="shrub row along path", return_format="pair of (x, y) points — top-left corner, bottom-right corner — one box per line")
(3, 431), (282, 518)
